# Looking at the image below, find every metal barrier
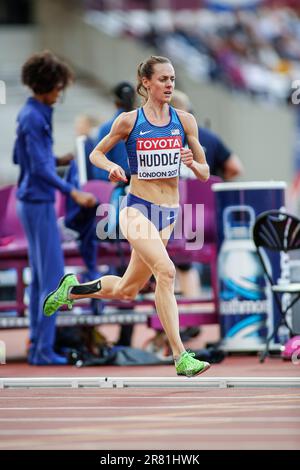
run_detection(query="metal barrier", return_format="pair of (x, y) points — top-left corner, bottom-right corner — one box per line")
(1, 376), (299, 389)
(0, 299), (216, 329)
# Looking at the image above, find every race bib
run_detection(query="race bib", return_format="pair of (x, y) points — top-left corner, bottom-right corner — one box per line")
(136, 136), (182, 179)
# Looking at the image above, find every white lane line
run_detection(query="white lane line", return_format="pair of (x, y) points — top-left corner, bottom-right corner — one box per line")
(0, 395), (300, 399)
(1, 404), (300, 411)
(0, 416), (300, 423)
(0, 396), (299, 408)
(0, 428), (299, 436)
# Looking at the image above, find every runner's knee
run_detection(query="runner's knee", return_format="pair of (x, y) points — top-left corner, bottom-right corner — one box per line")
(154, 260), (176, 286)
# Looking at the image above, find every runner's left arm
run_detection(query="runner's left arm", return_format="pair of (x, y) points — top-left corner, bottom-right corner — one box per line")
(180, 112), (210, 182)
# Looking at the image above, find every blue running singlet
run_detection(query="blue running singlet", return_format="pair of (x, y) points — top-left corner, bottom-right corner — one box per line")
(121, 105), (186, 231)
(126, 106), (186, 180)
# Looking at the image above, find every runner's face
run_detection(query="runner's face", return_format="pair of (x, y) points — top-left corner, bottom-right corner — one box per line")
(143, 63), (175, 103)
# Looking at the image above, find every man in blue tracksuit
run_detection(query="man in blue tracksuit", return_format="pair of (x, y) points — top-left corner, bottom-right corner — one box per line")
(13, 51), (96, 365)
(171, 90), (243, 180)
(170, 90), (243, 340)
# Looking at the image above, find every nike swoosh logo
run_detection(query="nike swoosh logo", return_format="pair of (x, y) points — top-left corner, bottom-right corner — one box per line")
(167, 216), (176, 221)
(139, 130), (152, 136)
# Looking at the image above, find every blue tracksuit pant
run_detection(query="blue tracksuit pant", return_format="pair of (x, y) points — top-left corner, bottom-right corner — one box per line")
(17, 200), (64, 354)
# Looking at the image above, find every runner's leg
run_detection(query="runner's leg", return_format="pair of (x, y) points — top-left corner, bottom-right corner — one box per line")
(70, 206), (185, 356)
(118, 207), (185, 357)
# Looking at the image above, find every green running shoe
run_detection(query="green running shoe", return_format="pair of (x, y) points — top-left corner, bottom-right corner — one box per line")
(175, 351), (211, 377)
(43, 273), (79, 317)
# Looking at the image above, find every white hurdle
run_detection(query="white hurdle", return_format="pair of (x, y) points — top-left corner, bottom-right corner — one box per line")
(0, 376), (299, 389)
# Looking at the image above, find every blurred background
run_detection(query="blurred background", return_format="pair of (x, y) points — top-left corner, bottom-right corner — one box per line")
(0, 0), (300, 192)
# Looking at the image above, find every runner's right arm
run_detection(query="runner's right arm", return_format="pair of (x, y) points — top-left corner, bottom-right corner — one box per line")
(90, 111), (136, 182)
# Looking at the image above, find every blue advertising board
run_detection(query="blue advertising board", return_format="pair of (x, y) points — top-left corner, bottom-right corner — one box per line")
(212, 181), (286, 351)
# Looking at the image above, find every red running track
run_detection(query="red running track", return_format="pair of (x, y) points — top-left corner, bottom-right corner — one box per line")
(0, 356), (299, 450)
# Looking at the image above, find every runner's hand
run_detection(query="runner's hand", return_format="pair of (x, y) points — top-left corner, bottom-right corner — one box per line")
(180, 148), (194, 168)
(109, 164), (128, 183)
